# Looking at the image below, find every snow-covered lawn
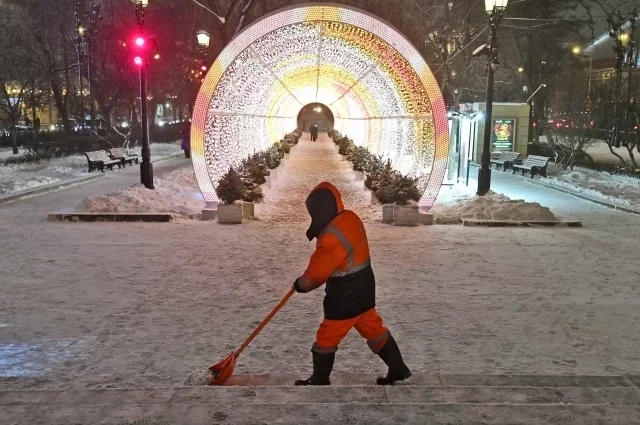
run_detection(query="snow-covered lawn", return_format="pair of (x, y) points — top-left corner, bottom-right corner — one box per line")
(546, 164), (640, 209)
(0, 142), (182, 196)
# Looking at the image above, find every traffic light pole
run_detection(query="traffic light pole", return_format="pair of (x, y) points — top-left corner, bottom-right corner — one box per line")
(139, 62), (154, 189)
(134, 2), (154, 189)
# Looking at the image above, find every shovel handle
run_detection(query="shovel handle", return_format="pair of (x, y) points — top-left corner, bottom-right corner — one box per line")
(235, 287), (295, 358)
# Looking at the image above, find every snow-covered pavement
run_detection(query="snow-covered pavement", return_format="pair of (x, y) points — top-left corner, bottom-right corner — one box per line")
(545, 165), (640, 209)
(0, 134), (639, 393)
(0, 142), (182, 196)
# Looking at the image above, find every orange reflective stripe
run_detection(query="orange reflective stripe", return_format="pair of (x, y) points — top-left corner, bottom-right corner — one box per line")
(324, 225), (371, 277)
(323, 225), (354, 271)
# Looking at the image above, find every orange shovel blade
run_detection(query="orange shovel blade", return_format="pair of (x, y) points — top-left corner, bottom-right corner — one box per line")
(208, 352), (236, 386)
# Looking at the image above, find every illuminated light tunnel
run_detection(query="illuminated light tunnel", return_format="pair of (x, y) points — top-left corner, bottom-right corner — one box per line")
(191, 3), (449, 210)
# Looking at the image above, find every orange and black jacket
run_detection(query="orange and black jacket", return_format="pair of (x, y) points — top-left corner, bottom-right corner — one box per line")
(295, 182), (376, 320)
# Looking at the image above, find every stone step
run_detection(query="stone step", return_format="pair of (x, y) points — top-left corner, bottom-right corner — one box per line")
(3, 403), (640, 425)
(1, 374), (640, 424)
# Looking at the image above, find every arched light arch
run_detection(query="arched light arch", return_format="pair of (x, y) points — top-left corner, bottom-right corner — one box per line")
(191, 3), (449, 210)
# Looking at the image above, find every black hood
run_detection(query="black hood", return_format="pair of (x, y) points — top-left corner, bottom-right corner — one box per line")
(305, 188), (339, 241)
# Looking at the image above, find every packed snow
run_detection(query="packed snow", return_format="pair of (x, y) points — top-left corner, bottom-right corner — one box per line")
(0, 142), (182, 196)
(430, 184), (558, 224)
(1, 131), (640, 410)
(256, 133), (380, 224)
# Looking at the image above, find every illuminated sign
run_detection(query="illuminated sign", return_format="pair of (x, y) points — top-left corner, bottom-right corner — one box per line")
(491, 119), (516, 152)
(190, 4), (449, 210)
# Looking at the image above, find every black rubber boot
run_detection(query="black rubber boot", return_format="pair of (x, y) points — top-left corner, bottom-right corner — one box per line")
(376, 335), (411, 385)
(294, 352), (335, 386)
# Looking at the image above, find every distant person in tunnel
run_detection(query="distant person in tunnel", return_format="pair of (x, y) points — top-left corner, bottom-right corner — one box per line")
(310, 124), (318, 142)
(293, 182), (412, 386)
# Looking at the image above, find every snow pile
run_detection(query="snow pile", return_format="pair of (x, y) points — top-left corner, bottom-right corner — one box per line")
(547, 164), (640, 209)
(0, 142), (182, 196)
(76, 166), (204, 218)
(431, 187), (558, 224)
(183, 369), (214, 386)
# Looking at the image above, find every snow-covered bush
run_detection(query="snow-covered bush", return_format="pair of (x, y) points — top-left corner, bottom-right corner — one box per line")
(216, 167), (246, 204)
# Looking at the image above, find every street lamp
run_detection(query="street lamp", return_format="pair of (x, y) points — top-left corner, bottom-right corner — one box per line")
(197, 30), (211, 48)
(476, 0), (509, 196)
(132, 0), (154, 189)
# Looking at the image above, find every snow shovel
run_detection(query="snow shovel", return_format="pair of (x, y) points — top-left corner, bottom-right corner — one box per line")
(208, 287), (295, 385)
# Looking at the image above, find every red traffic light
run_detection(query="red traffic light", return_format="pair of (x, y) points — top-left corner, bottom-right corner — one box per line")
(134, 56), (143, 66)
(135, 36), (145, 47)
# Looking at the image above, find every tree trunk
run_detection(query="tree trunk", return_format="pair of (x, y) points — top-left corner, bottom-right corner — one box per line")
(31, 80), (37, 144)
(626, 145), (638, 168)
(607, 143), (627, 165)
(11, 127), (18, 155)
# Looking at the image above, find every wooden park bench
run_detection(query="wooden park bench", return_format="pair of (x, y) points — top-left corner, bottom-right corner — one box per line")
(84, 150), (122, 173)
(512, 155), (550, 178)
(108, 147), (139, 167)
(490, 151), (521, 171)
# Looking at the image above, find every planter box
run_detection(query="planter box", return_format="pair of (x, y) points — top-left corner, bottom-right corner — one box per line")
(242, 201), (254, 219)
(264, 176), (271, 189)
(394, 205), (419, 226)
(382, 205), (394, 224)
(201, 208), (217, 221)
(355, 171), (364, 181)
(270, 169), (278, 181)
(217, 203), (243, 224)
(419, 212), (434, 225)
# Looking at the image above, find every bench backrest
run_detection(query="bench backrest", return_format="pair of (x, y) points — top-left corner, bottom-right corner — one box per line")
(109, 148), (126, 157)
(496, 151), (520, 161)
(85, 150), (111, 162)
(523, 155), (550, 167)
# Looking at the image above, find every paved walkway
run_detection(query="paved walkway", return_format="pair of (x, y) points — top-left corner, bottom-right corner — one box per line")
(1, 134), (640, 425)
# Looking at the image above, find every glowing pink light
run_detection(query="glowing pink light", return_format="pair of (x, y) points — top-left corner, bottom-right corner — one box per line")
(135, 37), (145, 47)
(134, 56), (143, 66)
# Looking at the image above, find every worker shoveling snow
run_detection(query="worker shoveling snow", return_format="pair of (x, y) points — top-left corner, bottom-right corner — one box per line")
(185, 181), (412, 387)
(431, 189), (558, 224)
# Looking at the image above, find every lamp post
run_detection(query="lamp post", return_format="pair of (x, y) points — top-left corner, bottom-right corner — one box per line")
(197, 30), (210, 49)
(75, 1), (85, 133)
(476, 0), (508, 196)
(132, 0), (153, 189)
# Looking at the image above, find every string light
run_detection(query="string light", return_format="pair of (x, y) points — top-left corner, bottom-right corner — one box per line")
(190, 5), (449, 209)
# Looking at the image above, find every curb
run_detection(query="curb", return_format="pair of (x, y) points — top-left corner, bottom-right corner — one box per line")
(48, 212), (175, 222)
(0, 153), (184, 206)
(462, 219), (583, 227)
(526, 179), (640, 216)
(0, 174), (106, 205)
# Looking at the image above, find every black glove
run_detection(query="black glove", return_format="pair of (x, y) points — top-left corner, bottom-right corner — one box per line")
(293, 278), (306, 293)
